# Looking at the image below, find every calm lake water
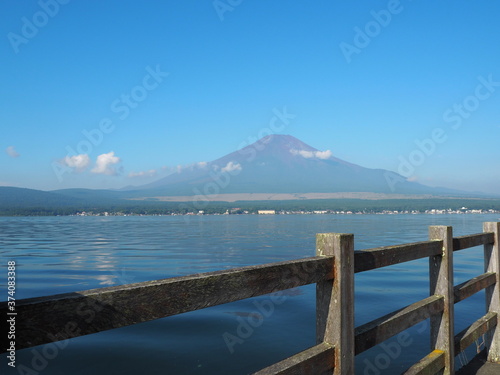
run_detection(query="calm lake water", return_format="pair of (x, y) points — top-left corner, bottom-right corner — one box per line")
(1, 214), (499, 374)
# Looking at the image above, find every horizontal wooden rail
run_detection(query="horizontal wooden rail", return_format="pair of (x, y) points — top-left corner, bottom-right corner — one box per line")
(401, 349), (445, 375)
(253, 342), (334, 375)
(453, 232), (494, 251)
(354, 241), (442, 273)
(454, 312), (498, 354)
(0, 256), (333, 352)
(354, 232), (495, 274)
(355, 295), (444, 355)
(453, 272), (496, 303)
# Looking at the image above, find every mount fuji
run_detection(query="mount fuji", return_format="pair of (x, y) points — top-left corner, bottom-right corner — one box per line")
(125, 134), (459, 198)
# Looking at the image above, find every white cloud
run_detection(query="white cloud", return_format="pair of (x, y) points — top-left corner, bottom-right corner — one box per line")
(157, 161), (210, 175)
(315, 150), (333, 159)
(91, 152), (121, 175)
(128, 169), (157, 178)
(290, 149), (332, 160)
(6, 146), (20, 158)
(62, 154), (91, 172)
(172, 161), (209, 173)
(291, 149), (313, 158)
(221, 161), (242, 173)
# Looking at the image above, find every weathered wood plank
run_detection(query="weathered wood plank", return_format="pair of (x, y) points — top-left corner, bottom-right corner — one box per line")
(454, 312), (497, 354)
(316, 233), (354, 375)
(354, 241), (442, 273)
(484, 222), (500, 362)
(401, 350), (445, 375)
(453, 272), (497, 303)
(429, 225), (455, 375)
(253, 343), (334, 375)
(453, 232), (495, 252)
(0, 256), (333, 352)
(355, 295), (444, 355)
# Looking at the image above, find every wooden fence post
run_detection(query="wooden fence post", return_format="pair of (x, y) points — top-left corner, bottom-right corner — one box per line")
(316, 233), (354, 375)
(484, 222), (500, 362)
(429, 226), (454, 374)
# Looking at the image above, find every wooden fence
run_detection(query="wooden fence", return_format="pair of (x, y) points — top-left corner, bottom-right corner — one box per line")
(1, 222), (499, 374)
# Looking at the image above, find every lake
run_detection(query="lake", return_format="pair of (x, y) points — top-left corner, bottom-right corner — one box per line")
(1, 213), (499, 374)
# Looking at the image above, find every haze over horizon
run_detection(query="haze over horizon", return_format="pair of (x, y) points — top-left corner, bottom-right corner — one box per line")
(2, 1), (500, 194)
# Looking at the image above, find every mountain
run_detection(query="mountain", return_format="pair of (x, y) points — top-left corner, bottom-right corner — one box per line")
(0, 187), (86, 207)
(0, 187), (90, 215)
(127, 134), (463, 197)
(1, 135), (492, 215)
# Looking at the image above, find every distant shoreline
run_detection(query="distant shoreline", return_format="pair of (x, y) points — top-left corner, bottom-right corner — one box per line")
(70, 209), (500, 217)
(2, 191), (500, 217)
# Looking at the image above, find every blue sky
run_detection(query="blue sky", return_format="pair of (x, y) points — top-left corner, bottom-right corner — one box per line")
(1, 0), (499, 194)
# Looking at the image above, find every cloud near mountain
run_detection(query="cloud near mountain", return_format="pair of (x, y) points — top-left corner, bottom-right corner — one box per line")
(128, 169), (157, 178)
(290, 149), (333, 160)
(6, 146), (20, 158)
(221, 161), (242, 173)
(62, 154), (90, 172)
(91, 152), (121, 175)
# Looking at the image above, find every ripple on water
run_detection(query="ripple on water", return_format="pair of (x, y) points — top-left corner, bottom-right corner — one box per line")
(0, 214), (497, 375)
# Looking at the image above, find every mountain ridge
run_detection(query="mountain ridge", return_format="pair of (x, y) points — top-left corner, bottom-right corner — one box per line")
(126, 134), (466, 197)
